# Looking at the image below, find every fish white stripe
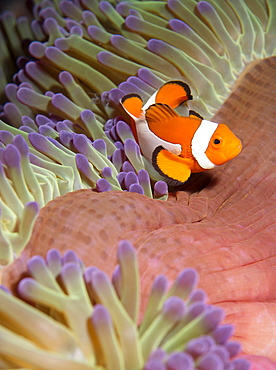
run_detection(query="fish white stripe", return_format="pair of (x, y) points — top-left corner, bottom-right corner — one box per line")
(191, 120), (218, 169)
(142, 91), (157, 110)
(136, 117), (182, 160)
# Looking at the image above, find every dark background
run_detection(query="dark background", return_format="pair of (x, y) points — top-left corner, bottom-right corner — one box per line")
(0, 0), (30, 16)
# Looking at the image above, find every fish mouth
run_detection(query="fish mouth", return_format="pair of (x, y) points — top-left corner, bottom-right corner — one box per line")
(226, 141), (242, 160)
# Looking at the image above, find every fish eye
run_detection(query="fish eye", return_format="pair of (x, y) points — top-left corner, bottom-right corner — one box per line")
(213, 139), (221, 145)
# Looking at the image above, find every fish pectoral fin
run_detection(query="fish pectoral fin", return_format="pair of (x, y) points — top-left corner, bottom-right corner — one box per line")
(121, 93), (143, 118)
(155, 80), (193, 108)
(146, 103), (179, 128)
(152, 146), (192, 185)
(189, 110), (204, 120)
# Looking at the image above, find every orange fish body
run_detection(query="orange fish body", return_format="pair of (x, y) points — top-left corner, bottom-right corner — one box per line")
(121, 81), (242, 185)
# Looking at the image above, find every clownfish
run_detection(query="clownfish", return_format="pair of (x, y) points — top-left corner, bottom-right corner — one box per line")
(121, 80), (242, 186)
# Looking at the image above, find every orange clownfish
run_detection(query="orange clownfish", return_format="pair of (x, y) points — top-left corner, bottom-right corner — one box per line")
(121, 80), (242, 186)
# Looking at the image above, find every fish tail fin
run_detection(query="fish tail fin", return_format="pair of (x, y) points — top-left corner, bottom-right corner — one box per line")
(144, 80), (193, 110)
(120, 93), (143, 118)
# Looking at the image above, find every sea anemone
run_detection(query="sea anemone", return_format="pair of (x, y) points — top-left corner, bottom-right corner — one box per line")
(3, 55), (276, 367)
(0, 0), (275, 262)
(0, 239), (250, 369)
(0, 0), (276, 367)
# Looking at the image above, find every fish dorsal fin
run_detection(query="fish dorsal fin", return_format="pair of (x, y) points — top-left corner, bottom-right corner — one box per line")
(143, 80), (193, 110)
(121, 93), (143, 118)
(189, 110), (204, 120)
(145, 103), (179, 128)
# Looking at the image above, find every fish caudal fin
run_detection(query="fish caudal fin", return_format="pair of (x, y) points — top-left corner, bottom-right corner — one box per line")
(144, 80), (193, 110)
(121, 93), (143, 118)
(152, 146), (192, 186)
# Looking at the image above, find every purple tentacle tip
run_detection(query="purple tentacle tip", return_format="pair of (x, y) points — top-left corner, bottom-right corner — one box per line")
(125, 15), (142, 31)
(154, 181), (168, 196)
(197, 352), (224, 370)
(87, 25), (105, 42)
(110, 34), (125, 48)
(28, 41), (46, 59)
(59, 71), (74, 85)
(108, 88), (124, 105)
(225, 342), (241, 357)
(122, 161), (135, 173)
(73, 134), (89, 153)
(147, 39), (167, 54)
(80, 109), (95, 123)
(101, 166), (112, 178)
(176, 268), (198, 294)
(28, 132), (50, 153)
(92, 304), (111, 325)
(111, 148), (125, 170)
(188, 289), (207, 304)
(231, 358), (251, 370)
(118, 239), (135, 257)
(97, 51), (113, 65)
(152, 275), (168, 294)
(197, 1), (214, 14)
(3, 144), (21, 167)
(62, 250), (79, 265)
(36, 115), (52, 127)
(93, 139), (106, 155)
(124, 171), (138, 189)
(186, 301), (206, 320)
(204, 308), (225, 331)
(95, 178), (112, 192)
(169, 19), (192, 34)
(75, 153), (90, 172)
(163, 296), (186, 321)
(20, 126), (35, 133)
(0, 131), (14, 145)
(25, 201), (39, 213)
(117, 172), (126, 186)
(70, 26), (83, 37)
(99, 1), (112, 12)
(117, 121), (134, 140)
(138, 168), (150, 182)
(212, 324), (234, 344)
(51, 93), (72, 110)
(166, 352), (194, 370)
(13, 135), (29, 156)
(129, 183), (144, 195)
(59, 130), (74, 147)
(186, 336), (215, 357)
(27, 255), (46, 272)
(144, 360), (166, 370)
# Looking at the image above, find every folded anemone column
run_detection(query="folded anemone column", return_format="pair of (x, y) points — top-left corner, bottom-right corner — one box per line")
(0, 240), (250, 369)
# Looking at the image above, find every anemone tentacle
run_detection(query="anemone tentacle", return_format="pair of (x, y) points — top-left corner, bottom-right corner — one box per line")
(0, 240), (250, 369)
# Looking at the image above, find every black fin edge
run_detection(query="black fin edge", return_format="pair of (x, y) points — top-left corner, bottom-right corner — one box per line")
(189, 110), (204, 120)
(163, 80), (193, 101)
(121, 93), (143, 105)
